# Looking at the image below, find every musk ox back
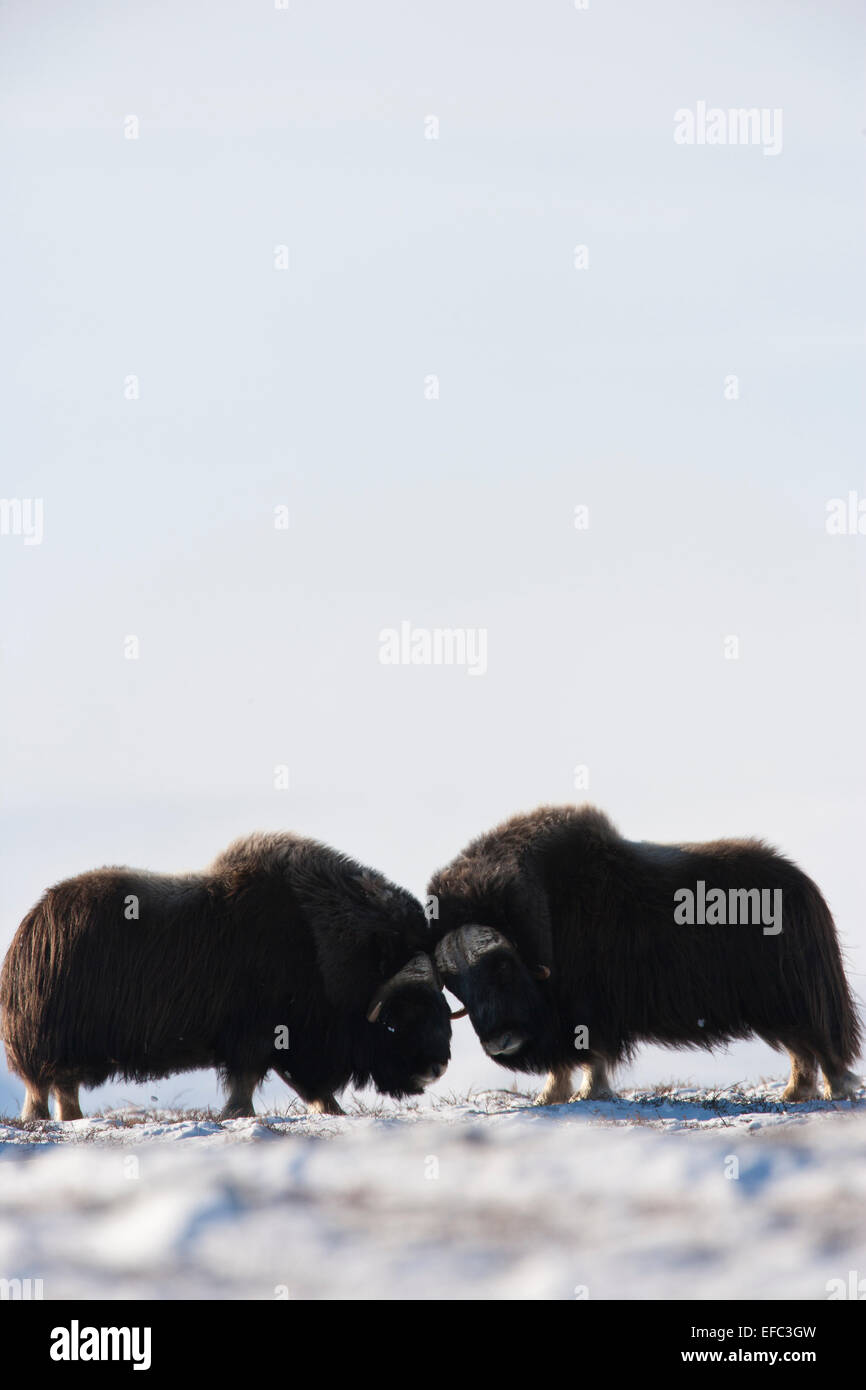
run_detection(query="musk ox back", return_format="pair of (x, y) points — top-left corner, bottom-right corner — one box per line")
(1, 832), (451, 1121)
(429, 805), (861, 1104)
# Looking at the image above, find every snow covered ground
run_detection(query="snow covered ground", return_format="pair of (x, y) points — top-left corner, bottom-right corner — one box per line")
(2, 1082), (865, 1301)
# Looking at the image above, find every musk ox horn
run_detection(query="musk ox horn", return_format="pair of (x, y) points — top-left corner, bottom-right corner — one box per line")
(430, 936), (472, 1016)
(365, 952), (439, 1022)
(434, 925), (511, 974)
(441, 924), (511, 969)
(435, 926), (550, 983)
(460, 924), (512, 965)
(433, 930), (464, 978)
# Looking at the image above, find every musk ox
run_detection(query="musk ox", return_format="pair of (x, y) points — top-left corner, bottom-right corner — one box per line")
(429, 805), (862, 1105)
(1, 832), (453, 1121)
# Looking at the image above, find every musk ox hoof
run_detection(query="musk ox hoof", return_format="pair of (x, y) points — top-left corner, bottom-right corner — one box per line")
(21, 1102), (50, 1122)
(781, 1081), (819, 1102)
(573, 1086), (618, 1102)
(21, 1083), (51, 1121)
(822, 1072), (861, 1101)
(220, 1103), (256, 1120)
(307, 1095), (345, 1116)
(534, 1068), (574, 1106)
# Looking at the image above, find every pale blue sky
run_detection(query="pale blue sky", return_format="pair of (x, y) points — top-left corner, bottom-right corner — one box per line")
(1, 0), (864, 1112)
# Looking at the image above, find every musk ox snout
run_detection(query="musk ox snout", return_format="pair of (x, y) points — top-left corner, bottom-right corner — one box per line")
(411, 1059), (448, 1087)
(481, 1030), (525, 1058)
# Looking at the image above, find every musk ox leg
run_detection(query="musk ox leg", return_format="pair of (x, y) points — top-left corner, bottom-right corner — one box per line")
(307, 1094), (346, 1116)
(781, 1051), (819, 1102)
(21, 1080), (51, 1121)
(52, 1082), (83, 1122)
(820, 1067), (861, 1101)
(575, 1059), (618, 1101)
(535, 1065), (573, 1106)
(219, 1071), (260, 1120)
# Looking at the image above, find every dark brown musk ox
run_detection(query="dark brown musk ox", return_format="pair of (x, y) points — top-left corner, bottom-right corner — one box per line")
(1, 832), (455, 1121)
(428, 805), (862, 1105)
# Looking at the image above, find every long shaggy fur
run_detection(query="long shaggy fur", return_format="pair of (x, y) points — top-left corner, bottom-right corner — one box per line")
(429, 805), (861, 1097)
(1, 832), (450, 1117)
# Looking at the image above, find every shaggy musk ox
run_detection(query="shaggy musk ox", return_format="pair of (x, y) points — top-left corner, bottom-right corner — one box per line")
(1, 833), (452, 1121)
(429, 805), (861, 1105)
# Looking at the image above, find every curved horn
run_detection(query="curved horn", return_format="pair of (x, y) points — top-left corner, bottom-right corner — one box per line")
(460, 924), (511, 965)
(365, 952), (438, 1023)
(392, 953), (437, 987)
(435, 924), (513, 975)
(433, 930), (464, 978)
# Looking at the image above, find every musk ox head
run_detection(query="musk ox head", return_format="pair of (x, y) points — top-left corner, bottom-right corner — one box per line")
(365, 953), (452, 1097)
(434, 925), (552, 1066)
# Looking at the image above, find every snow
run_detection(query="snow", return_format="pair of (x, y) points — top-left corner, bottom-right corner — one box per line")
(1, 1083), (865, 1300)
